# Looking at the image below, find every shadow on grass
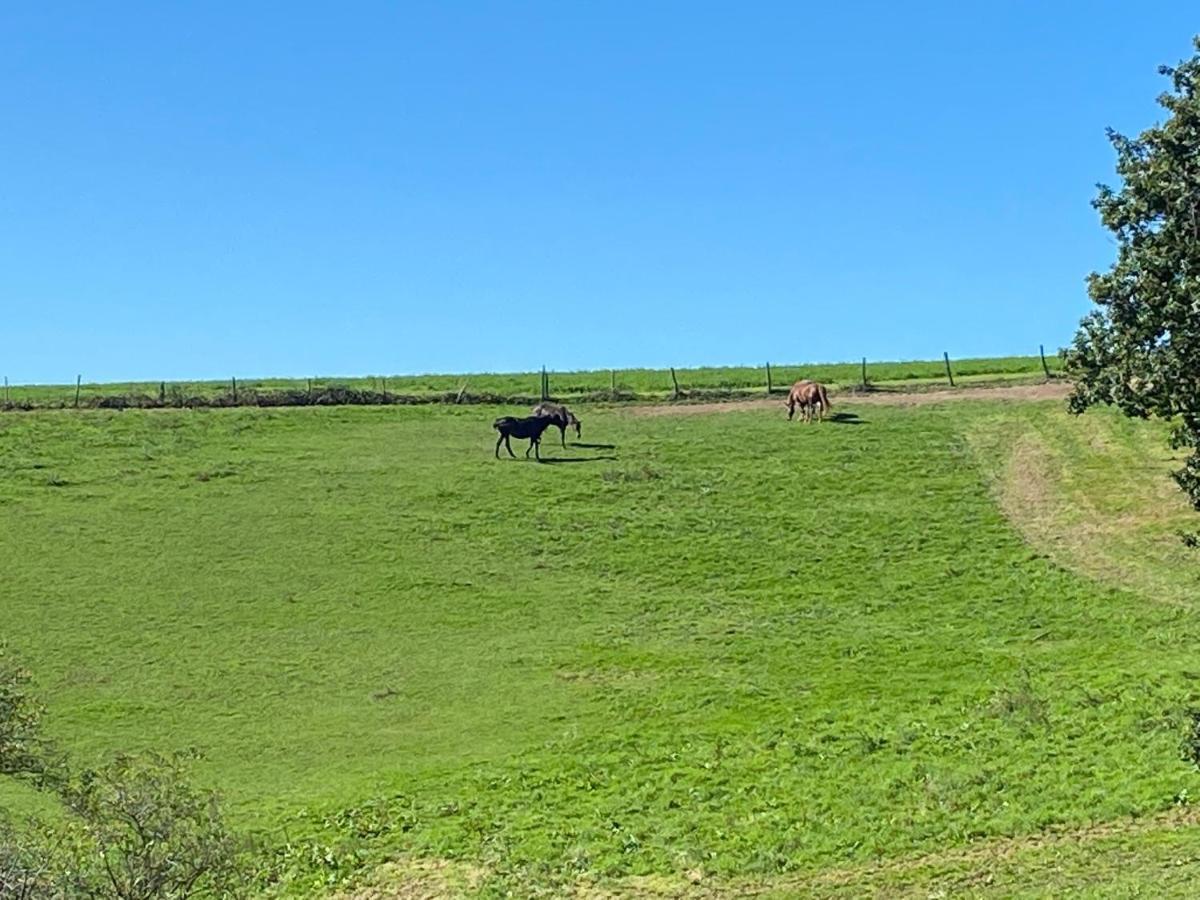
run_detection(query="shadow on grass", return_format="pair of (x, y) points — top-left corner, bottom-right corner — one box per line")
(537, 455), (619, 465)
(829, 412), (867, 426)
(571, 442), (617, 450)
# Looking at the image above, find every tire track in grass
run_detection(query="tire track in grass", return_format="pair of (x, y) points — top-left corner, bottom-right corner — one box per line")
(343, 805), (1200, 900)
(967, 407), (1200, 609)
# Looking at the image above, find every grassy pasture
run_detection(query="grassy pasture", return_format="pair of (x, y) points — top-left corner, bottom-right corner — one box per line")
(3, 353), (1062, 406)
(2, 392), (1199, 896)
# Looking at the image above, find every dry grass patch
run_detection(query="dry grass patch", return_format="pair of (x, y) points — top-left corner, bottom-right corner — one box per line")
(333, 859), (486, 899)
(968, 405), (1200, 607)
(629, 382), (1071, 418)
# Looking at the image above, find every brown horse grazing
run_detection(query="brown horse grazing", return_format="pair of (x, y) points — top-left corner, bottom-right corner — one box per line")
(531, 401), (582, 448)
(786, 380), (832, 422)
(494, 415), (557, 460)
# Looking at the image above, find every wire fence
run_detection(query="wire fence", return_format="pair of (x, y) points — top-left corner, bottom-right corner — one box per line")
(1, 349), (1065, 412)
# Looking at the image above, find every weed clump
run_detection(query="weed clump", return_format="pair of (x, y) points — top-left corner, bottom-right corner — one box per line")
(1180, 710), (1200, 769)
(601, 466), (662, 484)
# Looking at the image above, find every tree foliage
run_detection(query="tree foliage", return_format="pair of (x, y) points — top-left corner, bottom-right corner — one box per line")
(0, 815), (64, 900)
(0, 648), (247, 897)
(58, 752), (247, 899)
(1065, 36), (1200, 507)
(0, 644), (53, 782)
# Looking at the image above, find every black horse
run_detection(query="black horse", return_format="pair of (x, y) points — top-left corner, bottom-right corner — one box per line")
(493, 415), (556, 460)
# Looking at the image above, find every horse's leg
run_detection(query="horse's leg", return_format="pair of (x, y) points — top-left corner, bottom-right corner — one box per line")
(534, 437), (541, 460)
(787, 397), (795, 421)
(560, 423), (566, 448)
(495, 433), (504, 458)
(505, 434), (516, 458)
(525, 438), (532, 458)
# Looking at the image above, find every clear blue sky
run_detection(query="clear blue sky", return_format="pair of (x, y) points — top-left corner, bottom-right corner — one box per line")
(2, 2), (1196, 383)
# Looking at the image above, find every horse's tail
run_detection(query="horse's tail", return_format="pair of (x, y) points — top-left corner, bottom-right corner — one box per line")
(819, 384), (831, 409)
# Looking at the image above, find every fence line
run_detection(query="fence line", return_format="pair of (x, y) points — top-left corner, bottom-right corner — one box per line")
(0, 350), (1065, 412)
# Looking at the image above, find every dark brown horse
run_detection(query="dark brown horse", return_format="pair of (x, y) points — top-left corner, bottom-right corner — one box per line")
(786, 380), (831, 422)
(531, 401), (582, 448)
(494, 415), (556, 460)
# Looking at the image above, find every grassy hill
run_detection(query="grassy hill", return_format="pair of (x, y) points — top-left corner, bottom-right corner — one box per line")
(2, 383), (1199, 896)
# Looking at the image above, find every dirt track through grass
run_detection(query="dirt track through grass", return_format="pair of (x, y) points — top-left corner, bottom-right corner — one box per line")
(968, 401), (1200, 609)
(629, 381), (1071, 417)
(338, 804), (1200, 899)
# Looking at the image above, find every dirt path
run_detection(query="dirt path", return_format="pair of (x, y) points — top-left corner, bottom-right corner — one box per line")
(344, 803), (1200, 899)
(796, 804), (1200, 893)
(628, 381), (1071, 417)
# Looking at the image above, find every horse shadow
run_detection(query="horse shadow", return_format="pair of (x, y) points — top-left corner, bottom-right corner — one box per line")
(570, 442), (617, 450)
(829, 412), (866, 426)
(537, 455), (618, 465)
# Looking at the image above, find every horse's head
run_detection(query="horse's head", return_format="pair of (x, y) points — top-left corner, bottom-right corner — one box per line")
(569, 413), (581, 438)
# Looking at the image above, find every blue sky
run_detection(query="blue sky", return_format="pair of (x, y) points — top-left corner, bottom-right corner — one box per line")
(1, 2), (1196, 383)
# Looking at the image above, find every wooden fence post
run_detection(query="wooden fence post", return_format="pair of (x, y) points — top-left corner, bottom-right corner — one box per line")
(766, 362), (773, 396)
(943, 352), (955, 388)
(1039, 344), (1051, 380)
(74, 375), (81, 408)
(540, 366), (548, 401)
(307, 378), (313, 401)
(610, 369), (616, 395)
(861, 357), (868, 388)
(4, 376), (8, 406)
(232, 377), (238, 403)
(456, 381), (469, 404)
(159, 381), (166, 404)
(670, 367), (680, 400)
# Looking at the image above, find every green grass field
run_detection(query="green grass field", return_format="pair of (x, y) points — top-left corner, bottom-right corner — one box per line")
(3, 386), (1199, 897)
(3, 353), (1063, 406)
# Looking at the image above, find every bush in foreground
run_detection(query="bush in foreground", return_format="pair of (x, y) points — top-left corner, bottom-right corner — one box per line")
(0, 647), (248, 898)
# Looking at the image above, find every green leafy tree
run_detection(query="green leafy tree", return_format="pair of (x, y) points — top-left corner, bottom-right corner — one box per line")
(0, 644), (53, 781)
(0, 815), (65, 900)
(59, 751), (248, 899)
(1, 648), (247, 897)
(1066, 36), (1200, 506)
